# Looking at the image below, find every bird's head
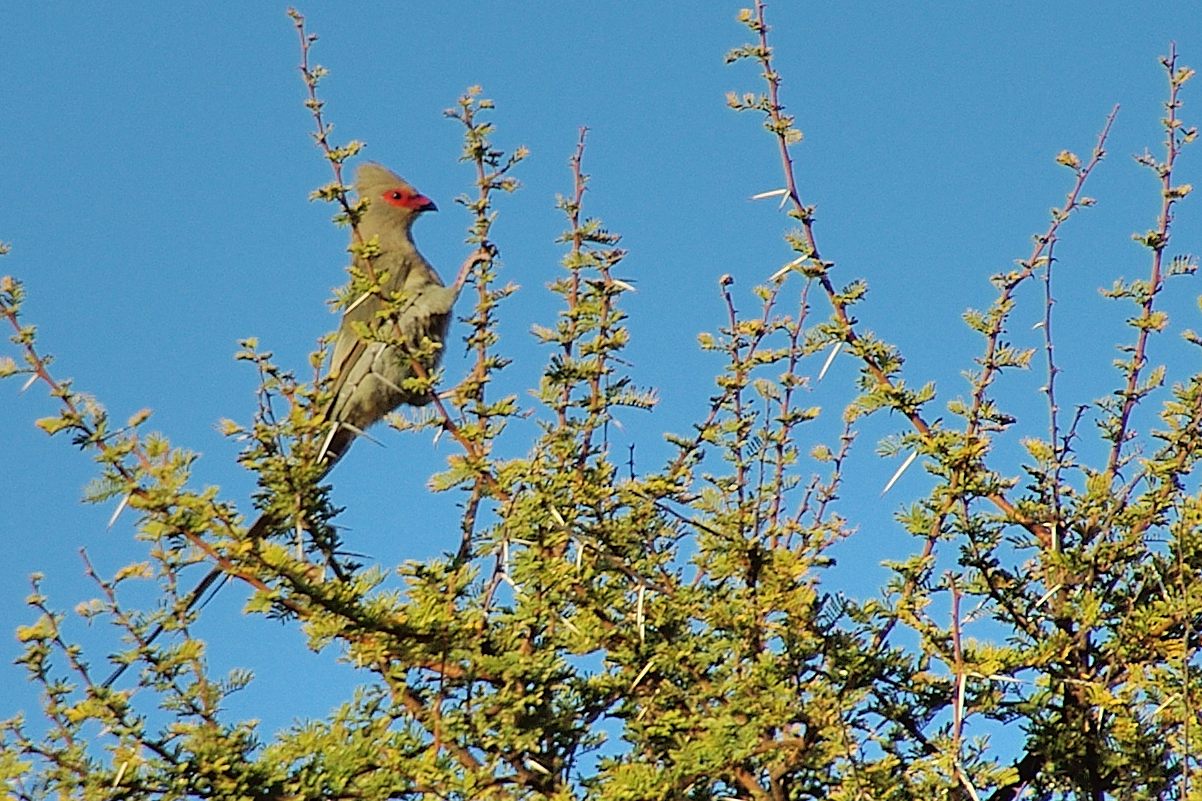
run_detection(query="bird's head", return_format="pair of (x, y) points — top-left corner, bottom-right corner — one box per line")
(355, 163), (437, 236)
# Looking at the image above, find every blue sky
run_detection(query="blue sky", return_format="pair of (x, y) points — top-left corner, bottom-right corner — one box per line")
(2, 3), (1201, 748)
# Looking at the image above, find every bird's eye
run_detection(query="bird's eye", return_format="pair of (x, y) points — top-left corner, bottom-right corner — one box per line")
(383, 188), (411, 207)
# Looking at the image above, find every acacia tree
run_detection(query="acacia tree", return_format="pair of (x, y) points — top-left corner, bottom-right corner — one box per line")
(2, 5), (1200, 800)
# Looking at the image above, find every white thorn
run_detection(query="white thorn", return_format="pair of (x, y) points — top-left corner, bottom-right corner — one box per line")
(20, 373), (38, 393)
(317, 425), (340, 463)
(372, 373), (407, 397)
(750, 188), (788, 201)
(107, 493), (131, 529)
(770, 256), (805, 283)
(339, 422), (385, 449)
(981, 673), (1025, 685)
(1033, 584), (1062, 610)
(637, 584), (646, 645)
(612, 279), (636, 292)
(558, 613), (581, 635)
(818, 341), (843, 382)
(343, 291), (372, 317)
(629, 658), (655, 692)
(956, 766), (983, 801)
(881, 450), (918, 495)
(524, 757), (552, 775)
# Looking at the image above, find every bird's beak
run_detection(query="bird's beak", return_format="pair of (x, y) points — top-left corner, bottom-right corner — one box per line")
(415, 195), (438, 213)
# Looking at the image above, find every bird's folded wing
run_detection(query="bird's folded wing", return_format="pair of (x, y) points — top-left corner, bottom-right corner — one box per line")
(325, 287), (382, 421)
(330, 283), (455, 380)
(396, 284), (458, 340)
(321, 282), (459, 437)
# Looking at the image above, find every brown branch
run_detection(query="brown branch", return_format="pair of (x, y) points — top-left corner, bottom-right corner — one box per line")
(287, 9), (369, 264)
(1104, 44), (1185, 481)
(732, 765), (773, 801)
(395, 684), (485, 774)
(967, 108), (1117, 441)
(743, 2), (1120, 551)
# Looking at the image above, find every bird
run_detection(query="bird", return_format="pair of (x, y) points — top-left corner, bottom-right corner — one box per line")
(102, 163), (456, 688)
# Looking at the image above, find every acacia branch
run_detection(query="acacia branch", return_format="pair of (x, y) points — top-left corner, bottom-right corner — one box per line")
(1104, 44), (1187, 481)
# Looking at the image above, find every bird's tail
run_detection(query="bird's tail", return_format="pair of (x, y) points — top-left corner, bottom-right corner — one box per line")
(102, 428), (357, 688)
(100, 558), (231, 688)
(100, 502), (330, 688)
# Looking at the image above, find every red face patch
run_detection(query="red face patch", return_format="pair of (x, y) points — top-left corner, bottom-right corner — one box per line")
(382, 187), (435, 211)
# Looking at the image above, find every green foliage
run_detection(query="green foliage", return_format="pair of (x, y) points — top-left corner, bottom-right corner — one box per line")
(3, 6), (1202, 801)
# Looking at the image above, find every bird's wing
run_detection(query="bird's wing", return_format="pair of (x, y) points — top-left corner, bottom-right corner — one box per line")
(326, 289), (381, 410)
(395, 283), (458, 341)
(318, 280), (458, 462)
(328, 280), (453, 392)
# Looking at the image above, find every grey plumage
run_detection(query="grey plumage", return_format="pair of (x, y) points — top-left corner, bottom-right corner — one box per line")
(103, 163), (453, 687)
(319, 163), (456, 466)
